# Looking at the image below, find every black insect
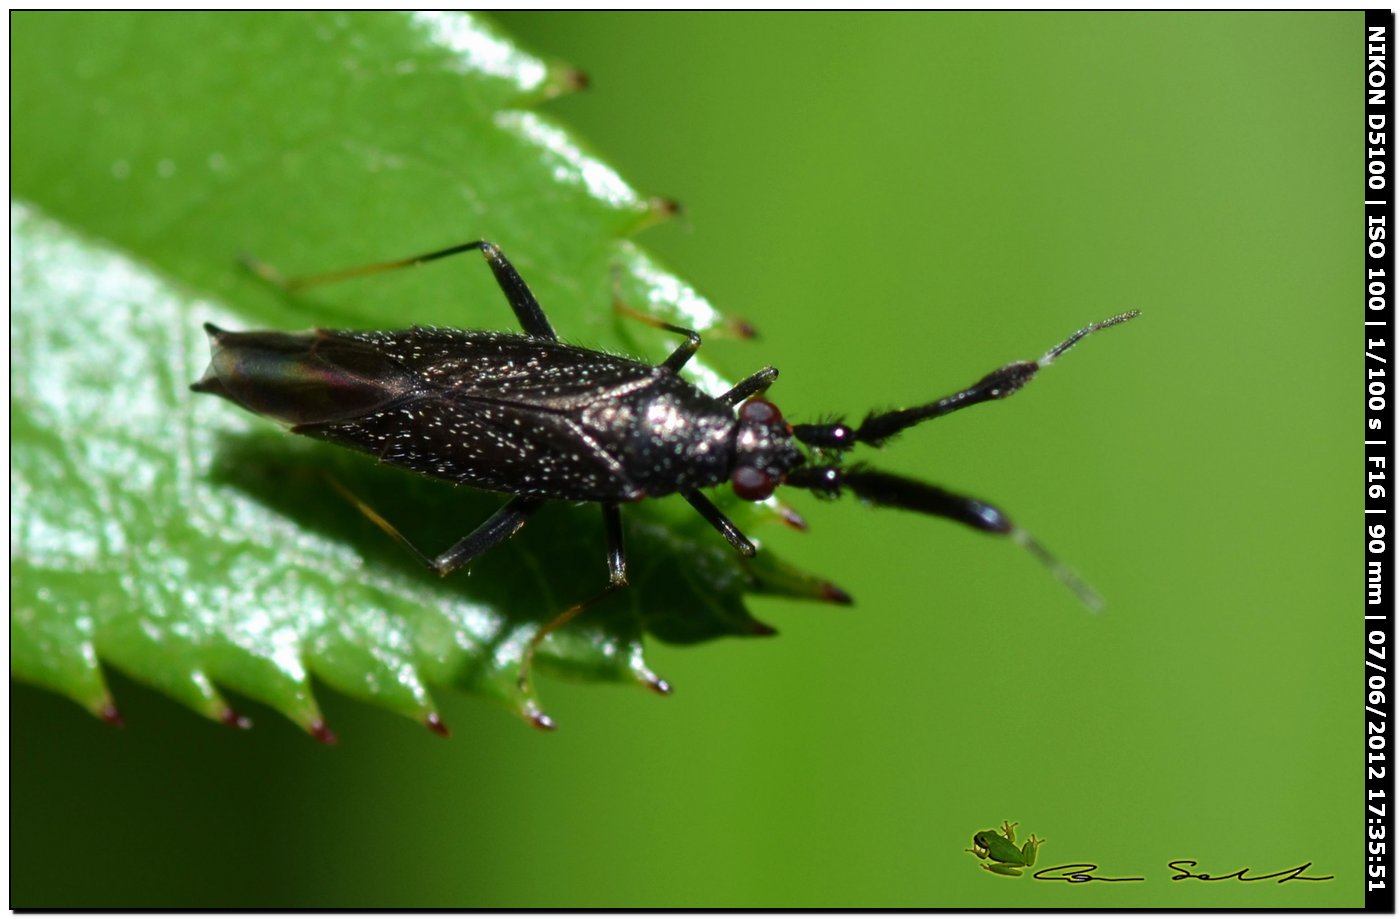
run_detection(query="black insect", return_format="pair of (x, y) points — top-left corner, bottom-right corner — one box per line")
(193, 241), (1137, 725)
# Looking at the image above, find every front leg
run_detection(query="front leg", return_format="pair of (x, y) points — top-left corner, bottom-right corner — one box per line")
(1021, 835), (1044, 867)
(683, 490), (756, 557)
(611, 273), (702, 372)
(719, 366), (778, 405)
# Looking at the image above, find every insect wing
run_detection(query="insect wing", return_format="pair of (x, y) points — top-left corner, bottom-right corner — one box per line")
(355, 327), (660, 412)
(194, 326), (417, 426)
(294, 393), (641, 500)
(294, 328), (661, 500)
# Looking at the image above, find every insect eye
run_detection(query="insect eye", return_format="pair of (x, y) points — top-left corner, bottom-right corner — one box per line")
(740, 398), (782, 425)
(731, 465), (775, 501)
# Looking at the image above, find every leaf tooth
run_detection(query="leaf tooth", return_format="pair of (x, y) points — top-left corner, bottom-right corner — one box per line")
(96, 699), (125, 728)
(537, 64), (589, 100)
(186, 670), (248, 726)
(742, 550), (854, 607)
(746, 618), (779, 637)
(511, 691), (556, 731)
(302, 646), (443, 736)
(200, 653), (323, 736)
(107, 663), (240, 727)
(219, 707), (253, 731)
(819, 581), (854, 606)
(622, 196), (685, 236)
(307, 719), (339, 745)
(634, 667), (673, 696)
(423, 712), (451, 738)
(267, 696), (336, 743)
(625, 645), (673, 696)
(49, 669), (118, 727)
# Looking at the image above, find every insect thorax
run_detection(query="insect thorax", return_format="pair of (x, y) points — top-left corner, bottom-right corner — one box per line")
(592, 375), (739, 499)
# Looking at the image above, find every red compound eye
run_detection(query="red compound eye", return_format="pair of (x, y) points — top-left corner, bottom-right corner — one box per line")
(731, 465), (775, 501)
(740, 398), (782, 425)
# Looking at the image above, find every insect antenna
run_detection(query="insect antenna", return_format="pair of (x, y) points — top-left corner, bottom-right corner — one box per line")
(790, 311), (1139, 451)
(784, 464), (1102, 611)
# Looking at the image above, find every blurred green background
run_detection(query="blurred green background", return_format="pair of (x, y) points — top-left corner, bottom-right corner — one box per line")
(12, 12), (1356, 907)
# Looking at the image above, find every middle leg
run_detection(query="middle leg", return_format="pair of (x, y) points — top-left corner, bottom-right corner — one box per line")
(683, 489), (757, 557)
(517, 503), (631, 716)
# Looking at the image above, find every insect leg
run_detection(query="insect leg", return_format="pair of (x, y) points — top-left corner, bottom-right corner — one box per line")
(242, 240), (558, 340)
(429, 496), (544, 575)
(683, 490), (757, 557)
(785, 465), (1102, 610)
(612, 299), (702, 372)
(791, 311), (1139, 450)
(517, 503), (631, 714)
(609, 269), (703, 371)
(329, 477), (541, 575)
(719, 367), (779, 405)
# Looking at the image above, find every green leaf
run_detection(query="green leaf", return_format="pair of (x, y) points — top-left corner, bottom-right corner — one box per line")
(11, 12), (843, 736)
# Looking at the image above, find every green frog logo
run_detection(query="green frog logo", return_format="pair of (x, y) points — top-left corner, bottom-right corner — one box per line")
(965, 821), (1045, 877)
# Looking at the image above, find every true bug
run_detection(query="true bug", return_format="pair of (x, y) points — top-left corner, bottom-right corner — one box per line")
(193, 241), (1137, 726)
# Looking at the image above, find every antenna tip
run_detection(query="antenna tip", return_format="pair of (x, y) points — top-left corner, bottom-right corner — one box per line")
(1041, 309), (1141, 365)
(1012, 529), (1104, 612)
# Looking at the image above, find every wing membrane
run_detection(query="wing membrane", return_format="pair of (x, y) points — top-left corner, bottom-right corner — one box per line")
(348, 327), (660, 411)
(294, 391), (641, 501)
